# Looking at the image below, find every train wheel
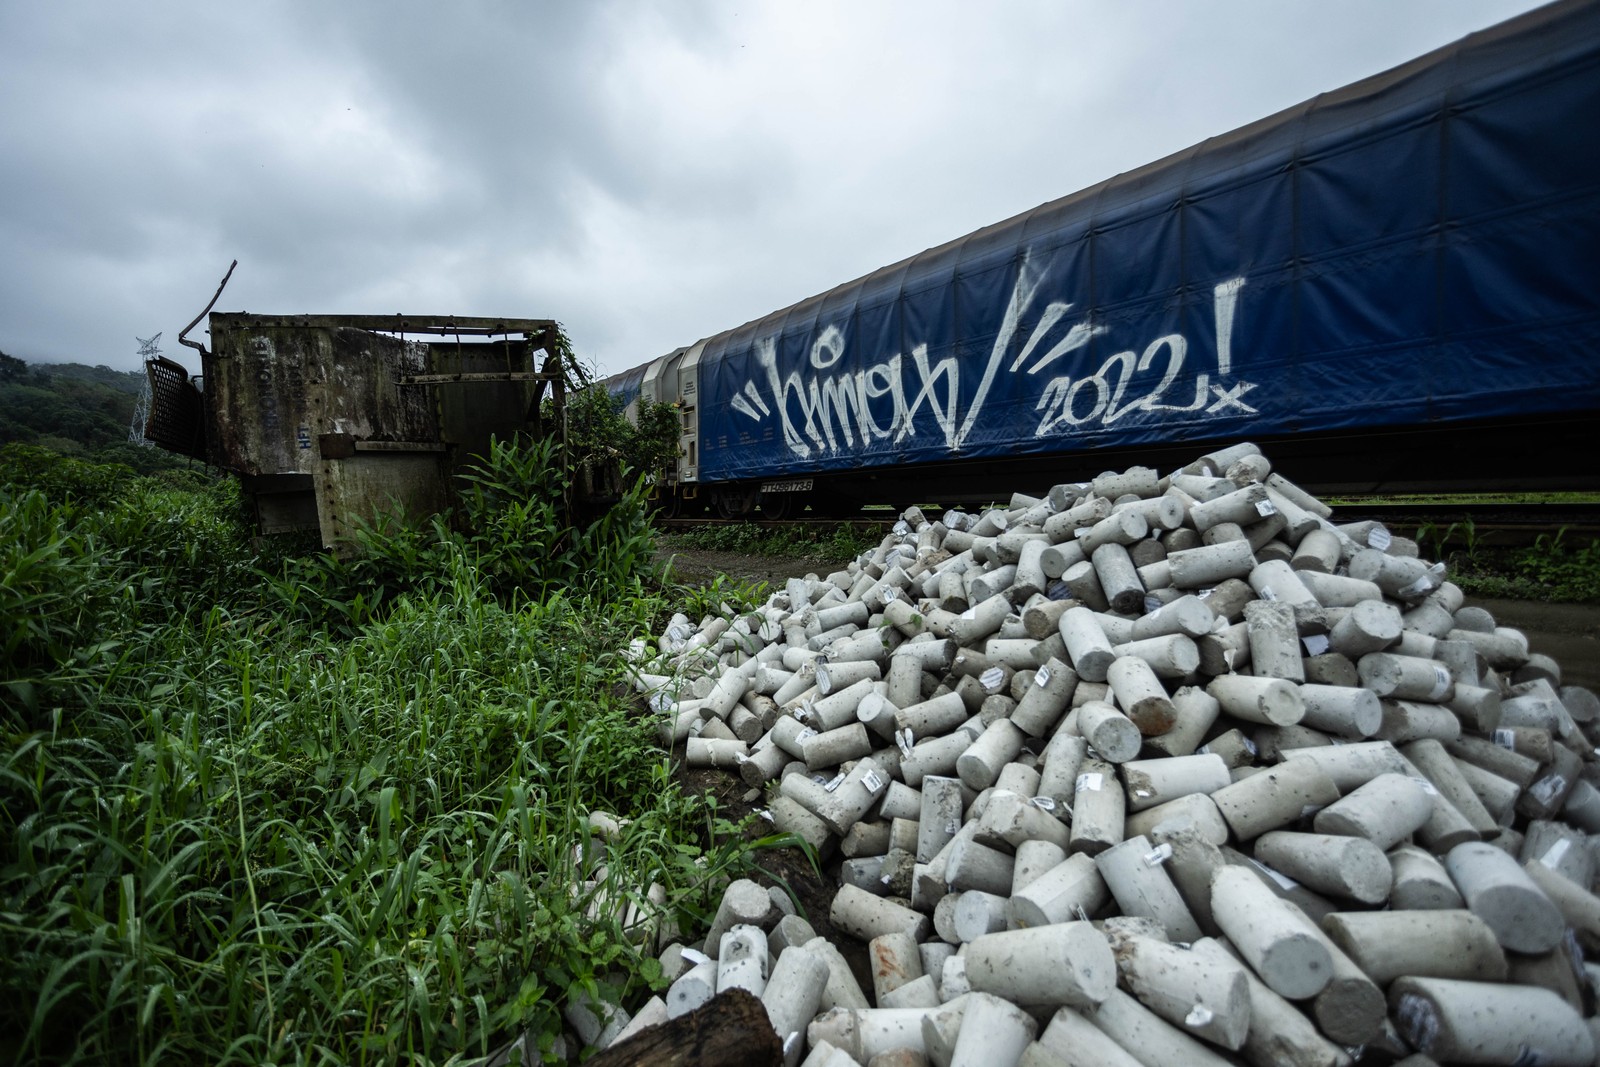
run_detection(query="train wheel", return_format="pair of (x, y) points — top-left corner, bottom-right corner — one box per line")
(758, 492), (800, 520)
(712, 486), (757, 520)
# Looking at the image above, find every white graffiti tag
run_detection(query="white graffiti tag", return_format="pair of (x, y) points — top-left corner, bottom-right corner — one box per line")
(730, 260), (1254, 458)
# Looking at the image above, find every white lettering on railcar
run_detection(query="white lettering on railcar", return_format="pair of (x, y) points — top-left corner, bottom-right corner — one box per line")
(730, 260), (1254, 459)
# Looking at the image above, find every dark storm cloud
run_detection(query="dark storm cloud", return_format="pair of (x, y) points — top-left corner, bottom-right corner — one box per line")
(0, 1), (1547, 382)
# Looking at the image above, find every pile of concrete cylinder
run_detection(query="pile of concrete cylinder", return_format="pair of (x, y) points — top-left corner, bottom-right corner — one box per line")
(617, 442), (1600, 1067)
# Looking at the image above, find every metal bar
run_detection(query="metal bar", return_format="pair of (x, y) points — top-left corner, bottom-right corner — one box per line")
(398, 372), (554, 385)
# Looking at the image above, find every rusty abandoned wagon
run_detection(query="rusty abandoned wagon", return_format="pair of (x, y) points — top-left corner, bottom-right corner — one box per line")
(144, 313), (591, 547)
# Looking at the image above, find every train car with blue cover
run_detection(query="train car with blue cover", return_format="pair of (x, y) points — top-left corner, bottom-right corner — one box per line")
(611, 0), (1600, 518)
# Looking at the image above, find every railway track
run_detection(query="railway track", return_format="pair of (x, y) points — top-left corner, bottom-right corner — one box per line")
(657, 501), (1600, 548)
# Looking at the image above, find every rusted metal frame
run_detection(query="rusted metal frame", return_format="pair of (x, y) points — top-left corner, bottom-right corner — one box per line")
(178, 260), (238, 358)
(208, 313), (558, 336)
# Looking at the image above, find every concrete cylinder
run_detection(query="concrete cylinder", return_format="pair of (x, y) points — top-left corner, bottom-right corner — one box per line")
(963, 923), (1115, 1009)
(1007, 853), (1109, 929)
(1010, 658), (1076, 737)
(1328, 599), (1402, 658)
(1091, 543), (1145, 615)
(1077, 701), (1142, 763)
(1403, 739), (1498, 837)
(1114, 933), (1251, 1050)
(1245, 599), (1304, 683)
(978, 788), (1072, 852)
(1086, 988), (1238, 1067)
(1297, 683), (1382, 738)
(1012, 838), (1068, 894)
(1120, 753), (1231, 813)
(945, 836), (1015, 896)
(1359, 653), (1455, 703)
(1070, 758), (1125, 856)
(1390, 976), (1595, 1066)
(1105, 655), (1178, 734)
(1253, 831), (1393, 905)
(1167, 540), (1257, 589)
(948, 593), (1013, 647)
(1094, 834), (1203, 942)
(815, 757), (892, 836)
(1034, 1005), (1144, 1067)
(803, 721), (873, 771)
(868, 930), (924, 1004)
(1036, 732), (1088, 811)
(702, 878), (777, 957)
(902, 726), (983, 788)
(952, 890), (1010, 943)
(1209, 758), (1341, 843)
(949, 991), (1038, 1067)
(1205, 674), (1304, 726)
(1061, 560), (1110, 613)
(667, 958), (719, 1019)
(1078, 509), (1148, 553)
(1144, 687), (1221, 758)
(1059, 607), (1116, 682)
(1210, 865), (1332, 1000)
(1312, 771), (1434, 849)
(1445, 841), (1564, 954)
(1321, 909), (1507, 986)
(1389, 844), (1465, 910)
(830, 883), (931, 943)
(1125, 792), (1230, 847)
(717, 924), (770, 996)
(917, 775), (965, 863)
(956, 719), (1026, 791)
(896, 691), (972, 741)
(1189, 938), (1352, 1067)
(763, 945), (832, 1058)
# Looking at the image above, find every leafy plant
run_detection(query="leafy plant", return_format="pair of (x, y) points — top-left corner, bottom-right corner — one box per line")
(0, 447), (787, 1065)
(665, 521), (881, 562)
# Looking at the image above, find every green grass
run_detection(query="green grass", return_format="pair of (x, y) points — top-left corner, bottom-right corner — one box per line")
(1414, 520), (1600, 603)
(663, 521), (882, 562)
(1, 441), (794, 1065)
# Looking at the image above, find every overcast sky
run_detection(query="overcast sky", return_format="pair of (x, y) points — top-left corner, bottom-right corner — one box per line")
(1, 0), (1548, 380)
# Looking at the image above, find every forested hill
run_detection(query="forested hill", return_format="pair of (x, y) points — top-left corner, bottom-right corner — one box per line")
(0, 350), (187, 472)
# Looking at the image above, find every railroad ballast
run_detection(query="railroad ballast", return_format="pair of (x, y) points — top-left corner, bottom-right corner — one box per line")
(609, 0), (1600, 517)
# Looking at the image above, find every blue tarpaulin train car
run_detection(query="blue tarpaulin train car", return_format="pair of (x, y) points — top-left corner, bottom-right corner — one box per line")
(610, 0), (1600, 518)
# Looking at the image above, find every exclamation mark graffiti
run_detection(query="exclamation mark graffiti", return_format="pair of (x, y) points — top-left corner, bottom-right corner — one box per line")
(1213, 277), (1246, 377)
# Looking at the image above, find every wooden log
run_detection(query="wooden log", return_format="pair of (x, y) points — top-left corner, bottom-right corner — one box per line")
(586, 988), (782, 1067)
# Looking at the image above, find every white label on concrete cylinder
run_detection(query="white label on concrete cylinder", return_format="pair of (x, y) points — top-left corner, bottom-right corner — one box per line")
(1368, 528), (1392, 550)
(1254, 500), (1277, 517)
(1186, 1004), (1215, 1028)
(1198, 587), (1214, 599)
(1144, 594), (1163, 613)
(1542, 839), (1572, 868)
(1429, 665), (1451, 700)
(981, 667), (1006, 693)
(897, 728), (914, 756)
(757, 809), (774, 823)
(824, 772), (845, 793)
(1252, 859), (1300, 890)
(1242, 736), (1259, 756)
(1035, 667), (1051, 687)
(863, 769), (884, 792)
(1531, 774), (1566, 805)
(1398, 576), (1431, 598)
(1144, 843), (1173, 867)
(1076, 773), (1103, 793)
(1258, 585), (1277, 601)
(682, 948), (710, 966)
(796, 726), (818, 742)
(1495, 728), (1516, 749)
(1302, 634), (1330, 655)
(1032, 796), (1057, 812)
(960, 607), (977, 620)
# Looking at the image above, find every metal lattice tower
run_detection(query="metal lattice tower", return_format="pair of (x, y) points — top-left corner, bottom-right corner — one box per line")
(128, 333), (161, 446)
